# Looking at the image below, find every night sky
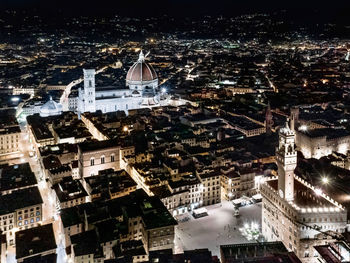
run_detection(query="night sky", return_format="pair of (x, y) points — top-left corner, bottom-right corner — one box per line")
(2, 0), (350, 20)
(0, 0), (350, 16)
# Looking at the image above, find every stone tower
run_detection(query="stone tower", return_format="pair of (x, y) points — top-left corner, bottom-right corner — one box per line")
(290, 107), (299, 131)
(276, 121), (297, 201)
(83, 69), (96, 113)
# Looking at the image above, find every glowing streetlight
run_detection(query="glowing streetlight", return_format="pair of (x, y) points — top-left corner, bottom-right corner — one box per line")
(314, 188), (322, 196)
(251, 223), (258, 230)
(321, 177), (329, 184)
(123, 126), (129, 132)
(299, 125), (308, 132)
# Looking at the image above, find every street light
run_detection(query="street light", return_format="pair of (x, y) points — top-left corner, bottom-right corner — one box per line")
(299, 125), (308, 132)
(321, 177), (329, 185)
(314, 188), (322, 196)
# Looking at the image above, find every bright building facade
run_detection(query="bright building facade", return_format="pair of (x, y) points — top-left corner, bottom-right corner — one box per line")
(77, 51), (162, 115)
(261, 122), (348, 263)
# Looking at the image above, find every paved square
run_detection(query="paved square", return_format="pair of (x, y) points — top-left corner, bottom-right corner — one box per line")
(175, 200), (262, 257)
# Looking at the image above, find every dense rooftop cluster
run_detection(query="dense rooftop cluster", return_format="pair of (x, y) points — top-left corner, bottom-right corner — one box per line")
(0, 10), (350, 263)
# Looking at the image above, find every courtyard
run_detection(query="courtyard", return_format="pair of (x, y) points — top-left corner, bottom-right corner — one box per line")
(174, 200), (262, 257)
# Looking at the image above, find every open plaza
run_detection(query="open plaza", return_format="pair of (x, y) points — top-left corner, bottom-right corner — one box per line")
(174, 200), (262, 257)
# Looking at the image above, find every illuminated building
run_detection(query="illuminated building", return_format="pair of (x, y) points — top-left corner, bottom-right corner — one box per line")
(78, 140), (121, 178)
(0, 126), (20, 156)
(296, 128), (350, 159)
(39, 97), (63, 117)
(0, 187), (43, 246)
(261, 122), (347, 263)
(77, 51), (163, 115)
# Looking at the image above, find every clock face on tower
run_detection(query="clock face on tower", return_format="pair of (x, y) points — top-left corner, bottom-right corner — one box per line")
(279, 189), (284, 198)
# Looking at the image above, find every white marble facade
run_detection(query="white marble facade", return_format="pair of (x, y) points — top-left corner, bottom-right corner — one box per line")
(78, 51), (161, 114)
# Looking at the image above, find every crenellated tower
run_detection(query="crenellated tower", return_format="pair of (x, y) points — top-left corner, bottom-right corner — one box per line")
(276, 121), (297, 201)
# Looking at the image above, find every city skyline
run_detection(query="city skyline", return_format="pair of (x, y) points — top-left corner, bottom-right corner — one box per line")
(0, 2), (350, 263)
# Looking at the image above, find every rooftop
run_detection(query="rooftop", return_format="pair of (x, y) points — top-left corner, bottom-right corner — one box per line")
(39, 143), (78, 157)
(16, 224), (56, 260)
(0, 125), (21, 135)
(60, 207), (83, 228)
(0, 163), (37, 192)
(265, 176), (345, 212)
(84, 169), (137, 199)
(298, 128), (350, 139)
(0, 187), (43, 215)
(60, 189), (177, 235)
(29, 124), (54, 141)
(52, 177), (88, 203)
(79, 139), (120, 152)
(71, 230), (103, 257)
(220, 241), (301, 263)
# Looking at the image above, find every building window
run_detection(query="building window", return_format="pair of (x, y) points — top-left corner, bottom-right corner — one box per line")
(90, 158), (94, 166)
(111, 155), (115, 162)
(36, 217), (40, 222)
(18, 216), (22, 221)
(101, 156), (105, 164)
(36, 211), (40, 216)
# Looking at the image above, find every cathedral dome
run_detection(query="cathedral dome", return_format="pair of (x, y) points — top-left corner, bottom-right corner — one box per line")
(126, 51), (158, 83)
(39, 97), (63, 117)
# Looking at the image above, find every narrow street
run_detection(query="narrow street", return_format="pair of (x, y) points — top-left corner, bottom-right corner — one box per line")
(5, 120), (68, 263)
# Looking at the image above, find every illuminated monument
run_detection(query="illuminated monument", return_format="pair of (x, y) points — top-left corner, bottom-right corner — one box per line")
(261, 122), (347, 263)
(78, 51), (161, 114)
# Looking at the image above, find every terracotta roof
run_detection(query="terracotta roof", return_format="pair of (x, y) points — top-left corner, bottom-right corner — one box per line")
(126, 51), (157, 82)
(126, 61), (157, 82)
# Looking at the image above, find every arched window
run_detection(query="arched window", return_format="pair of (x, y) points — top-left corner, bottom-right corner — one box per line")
(101, 155), (105, 164)
(89, 80), (92, 87)
(90, 158), (94, 166)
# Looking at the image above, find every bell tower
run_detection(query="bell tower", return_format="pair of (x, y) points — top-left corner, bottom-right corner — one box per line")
(276, 121), (297, 201)
(83, 69), (96, 113)
(290, 106), (299, 131)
